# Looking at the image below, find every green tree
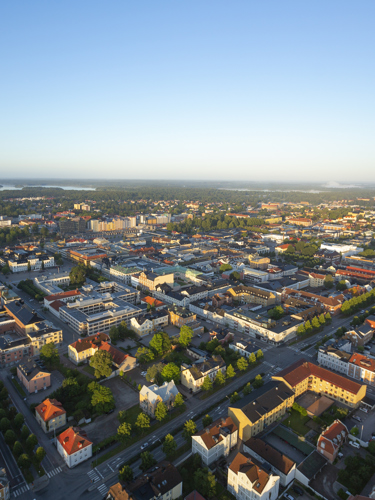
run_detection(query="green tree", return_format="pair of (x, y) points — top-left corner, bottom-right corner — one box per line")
(88, 381), (115, 414)
(256, 349), (264, 359)
(14, 413), (24, 429)
(4, 430), (16, 446)
(243, 382), (252, 395)
(155, 402), (168, 421)
(268, 306), (284, 320)
(13, 441), (23, 458)
(179, 325), (194, 348)
(297, 323), (305, 335)
(183, 420), (197, 442)
(140, 451), (156, 471)
(351, 426), (359, 437)
(109, 326), (120, 342)
(202, 414), (213, 427)
(26, 434), (38, 453)
(135, 347), (154, 364)
(253, 374), (264, 388)
(135, 413), (150, 434)
(89, 350), (113, 379)
(174, 393), (184, 407)
(146, 362), (164, 384)
(237, 357), (248, 372)
(226, 365), (235, 379)
(193, 468), (217, 498)
(230, 392), (240, 403)
(116, 422), (132, 443)
(336, 280), (348, 291)
(17, 454), (31, 469)
(318, 313), (326, 325)
(311, 316), (320, 330)
(27, 261), (31, 272)
(35, 447), (46, 463)
(21, 425), (30, 440)
(304, 320), (312, 332)
(163, 434), (177, 457)
(1, 265), (10, 275)
(215, 370), (225, 386)
(249, 352), (256, 364)
(40, 342), (59, 365)
(324, 274), (334, 289)
(219, 263), (232, 273)
(69, 265), (87, 286)
(161, 363), (180, 382)
(117, 410), (127, 424)
(119, 465), (134, 482)
(0, 418), (10, 432)
(149, 332), (171, 354)
(202, 376), (213, 391)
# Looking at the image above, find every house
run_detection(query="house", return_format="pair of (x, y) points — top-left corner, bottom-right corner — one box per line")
(130, 310), (169, 337)
(139, 381), (179, 418)
(17, 360), (51, 394)
(0, 468), (10, 500)
(106, 484), (133, 500)
(228, 381), (294, 441)
(139, 271), (174, 291)
(228, 340), (258, 360)
(317, 420), (348, 463)
(192, 416), (238, 465)
(317, 345), (351, 375)
(273, 359), (367, 408)
(344, 325), (374, 347)
(141, 296), (166, 310)
(309, 273), (326, 288)
(243, 438), (296, 487)
(68, 333), (110, 364)
(98, 342), (137, 374)
(227, 452), (280, 500)
(35, 398), (66, 433)
(184, 492), (206, 500)
(348, 353), (375, 386)
(167, 305), (196, 327)
(181, 355), (226, 393)
(126, 461), (182, 500)
(57, 426), (92, 468)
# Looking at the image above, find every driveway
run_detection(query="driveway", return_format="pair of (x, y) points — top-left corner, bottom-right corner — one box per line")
(310, 464), (339, 500)
(26, 370), (65, 404)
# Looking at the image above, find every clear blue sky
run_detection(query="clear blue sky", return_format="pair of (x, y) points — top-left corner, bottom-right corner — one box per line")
(1, 1), (374, 182)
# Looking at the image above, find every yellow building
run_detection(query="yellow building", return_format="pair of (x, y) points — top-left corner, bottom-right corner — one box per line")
(272, 359), (366, 408)
(227, 285), (276, 307)
(228, 381), (295, 441)
(248, 254), (270, 270)
(139, 271), (174, 291)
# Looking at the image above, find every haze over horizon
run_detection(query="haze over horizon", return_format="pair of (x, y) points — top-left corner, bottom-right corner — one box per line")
(1, 1), (374, 182)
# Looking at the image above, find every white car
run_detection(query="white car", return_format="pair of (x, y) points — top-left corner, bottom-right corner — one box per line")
(352, 415), (362, 422)
(141, 442), (149, 450)
(350, 441), (360, 449)
(359, 407), (369, 413)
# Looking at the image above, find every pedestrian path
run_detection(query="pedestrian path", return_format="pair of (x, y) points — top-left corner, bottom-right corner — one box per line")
(97, 483), (108, 496)
(88, 469), (101, 483)
(46, 466), (62, 478)
(12, 484), (30, 497)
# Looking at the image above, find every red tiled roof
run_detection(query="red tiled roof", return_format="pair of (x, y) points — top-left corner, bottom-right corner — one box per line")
(349, 353), (375, 372)
(99, 342), (127, 366)
(274, 359), (364, 395)
(35, 398), (66, 422)
(45, 290), (81, 302)
(141, 296), (165, 308)
(49, 300), (65, 312)
(70, 333), (109, 353)
(318, 419), (348, 455)
(194, 417), (237, 450)
(229, 452), (270, 494)
(57, 427), (92, 455)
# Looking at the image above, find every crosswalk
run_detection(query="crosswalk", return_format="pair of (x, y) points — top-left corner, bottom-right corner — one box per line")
(47, 466), (62, 478)
(12, 484), (30, 498)
(88, 469), (101, 483)
(97, 483), (108, 496)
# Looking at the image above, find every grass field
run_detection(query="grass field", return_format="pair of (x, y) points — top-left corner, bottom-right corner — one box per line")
(283, 410), (311, 436)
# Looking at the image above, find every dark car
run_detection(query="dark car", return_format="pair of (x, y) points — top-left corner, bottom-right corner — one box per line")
(106, 409), (114, 415)
(292, 485), (304, 496)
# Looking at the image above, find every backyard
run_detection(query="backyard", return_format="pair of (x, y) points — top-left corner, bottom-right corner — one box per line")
(283, 409), (311, 436)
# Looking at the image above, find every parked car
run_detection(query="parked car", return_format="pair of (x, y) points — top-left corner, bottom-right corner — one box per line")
(141, 442), (149, 450)
(292, 485), (304, 496)
(360, 407), (369, 413)
(350, 441), (360, 449)
(353, 415), (362, 422)
(284, 494), (294, 500)
(338, 452), (344, 459)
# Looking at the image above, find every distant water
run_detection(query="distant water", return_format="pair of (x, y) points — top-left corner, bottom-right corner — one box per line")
(0, 184), (95, 191)
(218, 188), (324, 193)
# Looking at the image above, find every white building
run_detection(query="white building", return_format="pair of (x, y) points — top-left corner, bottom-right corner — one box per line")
(317, 345), (351, 375)
(57, 427), (92, 468)
(228, 341), (258, 360)
(9, 255), (54, 273)
(228, 452), (280, 500)
(192, 416), (238, 465)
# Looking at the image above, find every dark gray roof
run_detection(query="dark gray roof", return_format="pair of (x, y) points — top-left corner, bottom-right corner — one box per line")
(5, 302), (41, 325)
(297, 451), (327, 479)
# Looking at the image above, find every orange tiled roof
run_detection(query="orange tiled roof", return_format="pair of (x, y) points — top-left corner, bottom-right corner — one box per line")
(35, 398), (66, 422)
(57, 427), (92, 455)
(45, 290), (81, 301)
(194, 417), (237, 450)
(229, 452), (270, 494)
(349, 353), (375, 372)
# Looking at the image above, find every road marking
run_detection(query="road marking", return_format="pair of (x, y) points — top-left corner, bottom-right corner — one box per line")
(87, 470), (100, 483)
(12, 484), (30, 497)
(97, 483), (108, 495)
(47, 466), (62, 478)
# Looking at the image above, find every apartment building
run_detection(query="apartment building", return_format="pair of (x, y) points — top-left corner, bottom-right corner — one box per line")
(35, 398), (66, 433)
(273, 359), (366, 408)
(68, 333), (110, 364)
(248, 254), (270, 270)
(168, 305), (196, 327)
(125, 461), (182, 500)
(130, 310), (169, 337)
(348, 353), (375, 386)
(309, 273), (326, 287)
(227, 452), (280, 500)
(285, 217), (312, 226)
(59, 217), (87, 234)
(139, 271), (174, 291)
(317, 420), (348, 463)
(317, 345), (351, 375)
(227, 285), (276, 307)
(243, 438), (296, 487)
(192, 416), (238, 465)
(17, 360), (51, 394)
(181, 355), (226, 393)
(57, 427), (92, 468)
(228, 381), (294, 441)
(89, 217), (136, 232)
(139, 381), (179, 418)
(281, 288), (345, 315)
(344, 325), (374, 347)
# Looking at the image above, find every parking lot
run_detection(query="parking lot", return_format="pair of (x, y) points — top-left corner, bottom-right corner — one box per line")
(347, 405), (375, 442)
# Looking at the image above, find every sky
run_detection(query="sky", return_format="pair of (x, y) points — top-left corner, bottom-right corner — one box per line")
(1, 1), (375, 182)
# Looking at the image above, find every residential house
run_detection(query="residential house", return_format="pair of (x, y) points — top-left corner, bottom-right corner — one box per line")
(344, 325), (374, 347)
(130, 310), (169, 337)
(35, 398), (66, 433)
(97, 342), (136, 375)
(168, 305), (196, 327)
(140, 296), (166, 310)
(68, 333), (110, 364)
(228, 381), (294, 441)
(17, 360), (51, 394)
(317, 345), (351, 375)
(243, 438), (296, 487)
(348, 353), (375, 386)
(192, 416), (238, 465)
(126, 461), (182, 500)
(227, 452), (280, 500)
(139, 271), (174, 291)
(57, 427), (92, 468)
(106, 484), (133, 500)
(228, 340), (258, 360)
(317, 420), (348, 463)
(139, 381), (179, 418)
(181, 355), (226, 393)
(309, 273), (326, 288)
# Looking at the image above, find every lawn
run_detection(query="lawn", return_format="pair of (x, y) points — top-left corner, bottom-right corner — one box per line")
(83, 365), (96, 376)
(283, 410), (311, 436)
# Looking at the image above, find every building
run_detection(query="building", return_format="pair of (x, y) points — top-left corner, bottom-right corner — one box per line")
(309, 273), (326, 288)
(227, 452), (280, 500)
(273, 359), (367, 408)
(59, 217), (88, 234)
(317, 345), (351, 375)
(0, 468), (10, 500)
(348, 353), (375, 386)
(17, 359), (51, 394)
(68, 333), (110, 364)
(35, 398), (66, 433)
(243, 438), (296, 487)
(8, 254), (55, 273)
(126, 461), (182, 500)
(227, 286), (276, 307)
(130, 310), (169, 337)
(228, 381), (294, 441)
(285, 217), (312, 227)
(106, 483), (133, 500)
(344, 325), (374, 347)
(228, 340), (258, 360)
(317, 420), (348, 463)
(139, 271), (174, 291)
(168, 305), (196, 327)
(181, 355), (226, 393)
(192, 416), (238, 465)
(281, 288), (345, 315)
(57, 426), (92, 468)
(248, 254), (270, 270)
(139, 381), (179, 418)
